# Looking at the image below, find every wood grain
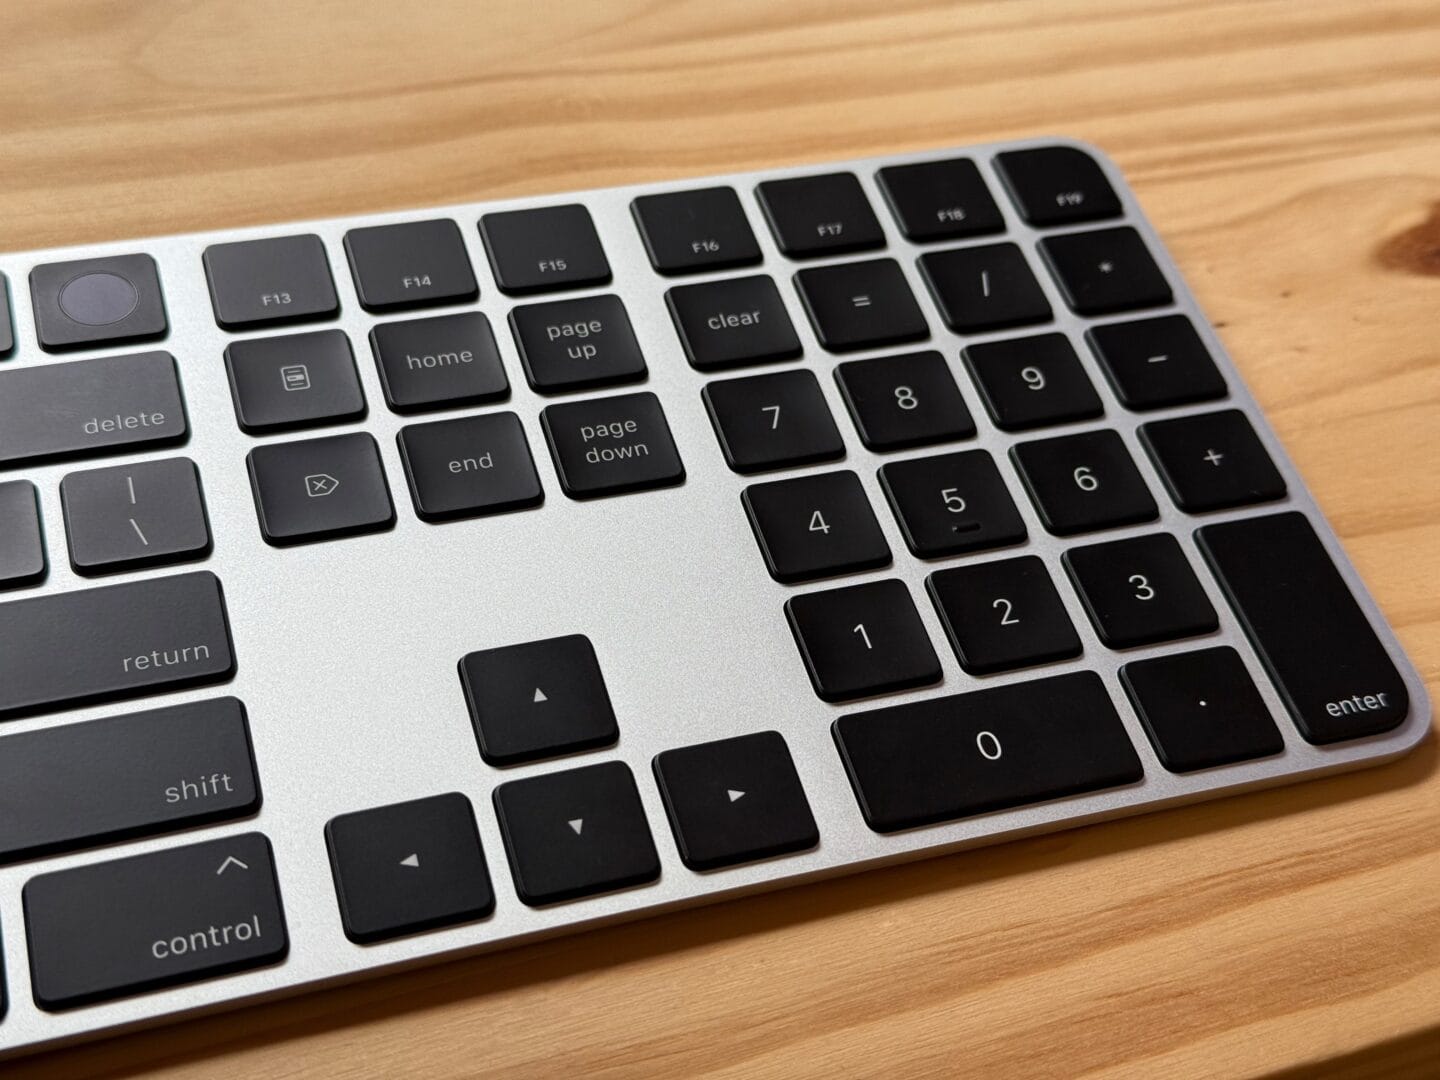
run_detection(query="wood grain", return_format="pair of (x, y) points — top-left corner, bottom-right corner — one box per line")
(5, 0), (1439, 1076)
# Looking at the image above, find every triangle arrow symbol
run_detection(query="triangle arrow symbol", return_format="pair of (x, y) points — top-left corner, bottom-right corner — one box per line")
(533, 687), (548, 703)
(568, 818), (584, 835)
(727, 789), (745, 802)
(216, 855), (249, 875)
(399, 853), (420, 868)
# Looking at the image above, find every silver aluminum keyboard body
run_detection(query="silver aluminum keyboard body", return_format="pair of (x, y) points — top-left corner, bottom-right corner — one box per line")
(0, 136), (1429, 1057)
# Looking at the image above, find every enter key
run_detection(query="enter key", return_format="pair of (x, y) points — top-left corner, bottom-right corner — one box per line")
(1197, 511), (1410, 744)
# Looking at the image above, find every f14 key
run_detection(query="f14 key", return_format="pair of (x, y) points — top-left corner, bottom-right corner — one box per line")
(0, 137), (1426, 1059)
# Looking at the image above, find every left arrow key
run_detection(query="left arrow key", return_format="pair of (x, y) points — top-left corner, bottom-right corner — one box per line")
(23, 833), (287, 1011)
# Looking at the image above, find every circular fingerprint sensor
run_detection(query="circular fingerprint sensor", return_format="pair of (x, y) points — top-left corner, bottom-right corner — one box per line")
(59, 272), (140, 326)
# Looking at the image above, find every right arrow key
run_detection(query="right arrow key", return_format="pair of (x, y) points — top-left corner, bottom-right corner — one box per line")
(653, 731), (819, 871)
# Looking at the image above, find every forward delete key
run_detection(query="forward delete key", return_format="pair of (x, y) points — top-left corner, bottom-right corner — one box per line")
(540, 392), (685, 499)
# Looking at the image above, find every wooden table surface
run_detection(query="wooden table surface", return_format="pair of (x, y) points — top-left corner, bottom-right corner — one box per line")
(5, 1), (1438, 1076)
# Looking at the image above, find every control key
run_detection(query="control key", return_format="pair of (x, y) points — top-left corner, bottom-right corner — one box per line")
(24, 833), (286, 1010)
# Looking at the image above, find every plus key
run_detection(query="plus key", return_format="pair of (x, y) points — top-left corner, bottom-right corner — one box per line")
(1140, 410), (1287, 512)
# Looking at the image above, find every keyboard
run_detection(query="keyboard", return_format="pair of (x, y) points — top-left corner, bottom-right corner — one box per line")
(0, 137), (1428, 1058)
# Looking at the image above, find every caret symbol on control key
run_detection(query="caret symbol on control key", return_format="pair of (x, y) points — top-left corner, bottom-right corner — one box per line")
(215, 854), (249, 875)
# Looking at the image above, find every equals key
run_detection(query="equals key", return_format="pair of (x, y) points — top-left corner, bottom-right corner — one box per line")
(61, 457), (211, 575)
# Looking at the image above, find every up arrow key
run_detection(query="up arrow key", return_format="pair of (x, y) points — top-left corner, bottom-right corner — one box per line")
(533, 687), (548, 703)
(215, 855), (249, 875)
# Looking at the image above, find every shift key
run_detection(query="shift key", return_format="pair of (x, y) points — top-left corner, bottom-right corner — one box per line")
(24, 833), (287, 1010)
(0, 571), (235, 720)
(0, 698), (259, 863)
(0, 351), (187, 467)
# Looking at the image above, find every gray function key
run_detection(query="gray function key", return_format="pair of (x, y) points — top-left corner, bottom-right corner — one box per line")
(0, 698), (259, 864)
(1197, 512), (1410, 744)
(0, 272), (13, 357)
(24, 833), (286, 1011)
(540, 392), (685, 499)
(343, 218), (478, 313)
(30, 254), (168, 351)
(631, 186), (763, 275)
(203, 233), (340, 331)
(756, 172), (885, 258)
(0, 351), (186, 468)
(479, 204), (611, 295)
(61, 457), (211, 575)
(993, 145), (1122, 227)
(0, 481), (46, 589)
(0, 571), (235, 720)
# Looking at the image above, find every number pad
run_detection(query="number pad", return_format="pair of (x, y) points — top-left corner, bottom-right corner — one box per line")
(833, 350), (975, 451)
(742, 471), (891, 584)
(785, 579), (941, 702)
(1010, 430), (1158, 536)
(962, 333), (1103, 432)
(702, 370), (844, 474)
(927, 555), (1081, 674)
(1062, 534), (1218, 648)
(878, 450), (1026, 558)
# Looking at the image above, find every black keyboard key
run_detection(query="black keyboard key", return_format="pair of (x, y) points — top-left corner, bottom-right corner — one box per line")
(756, 172), (885, 258)
(540, 392), (685, 499)
(60, 457), (210, 575)
(786, 579), (941, 702)
(833, 671), (1142, 832)
(0, 272), (12, 357)
(962, 333), (1103, 431)
(1062, 533), (1218, 648)
(743, 470), (891, 584)
(631, 186), (762, 275)
(24, 833), (286, 1010)
(398, 413), (543, 523)
(1086, 315), (1226, 411)
(993, 146), (1122, 227)
(1120, 647), (1284, 772)
(458, 634), (618, 766)
(246, 432), (395, 545)
(665, 274), (802, 372)
(325, 793), (494, 944)
(794, 258), (928, 352)
(918, 243), (1052, 334)
(0, 481), (45, 590)
(1197, 512), (1409, 744)
(927, 555), (1081, 674)
(479, 204), (611, 295)
(0, 571), (234, 720)
(1038, 227), (1172, 316)
(510, 294), (647, 393)
(1139, 410), (1286, 513)
(493, 761), (660, 906)
(0, 351), (186, 469)
(203, 234), (339, 330)
(653, 731), (818, 871)
(370, 312), (509, 413)
(343, 218), (478, 313)
(879, 450), (1026, 559)
(876, 158), (1004, 242)
(0, 698), (259, 864)
(225, 329), (366, 434)
(834, 350), (975, 451)
(1011, 430), (1158, 536)
(30, 254), (168, 352)
(702, 369), (844, 474)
